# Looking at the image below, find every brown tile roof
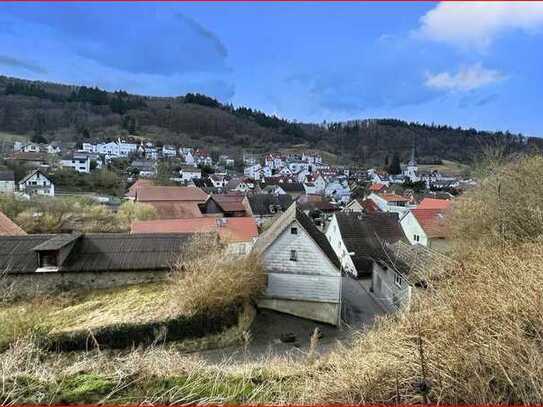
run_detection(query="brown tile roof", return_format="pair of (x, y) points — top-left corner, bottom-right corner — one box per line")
(135, 185), (208, 202)
(380, 193), (410, 203)
(0, 210), (26, 236)
(132, 217), (258, 242)
(411, 208), (448, 239)
(209, 194), (247, 213)
(145, 201), (203, 219)
(125, 179), (154, 198)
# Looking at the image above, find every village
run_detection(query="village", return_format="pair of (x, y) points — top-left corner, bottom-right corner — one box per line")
(0, 135), (477, 348)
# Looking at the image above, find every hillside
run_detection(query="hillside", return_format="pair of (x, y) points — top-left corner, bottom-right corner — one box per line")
(0, 75), (539, 166)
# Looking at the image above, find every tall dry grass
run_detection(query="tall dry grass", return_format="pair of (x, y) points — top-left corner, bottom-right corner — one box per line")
(169, 235), (266, 315)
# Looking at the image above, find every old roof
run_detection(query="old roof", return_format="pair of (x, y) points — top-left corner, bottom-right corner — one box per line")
(19, 169), (52, 184)
(0, 233), (194, 274)
(144, 201), (203, 219)
(411, 208), (448, 239)
(7, 152), (47, 162)
(32, 232), (81, 251)
(417, 198), (451, 210)
(125, 179), (154, 199)
(279, 182), (305, 193)
(253, 203), (340, 269)
(0, 210), (26, 236)
(135, 185), (208, 202)
(248, 194), (293, 216)
(334, 212), (407, 273)
(207, 194), (247, 213)
(369, 183), (386, 192)
(0, 170), (15, 181)
(359, 199), (381, 213)
(132, 217), (258, 243)
(297, 194), (337, 212)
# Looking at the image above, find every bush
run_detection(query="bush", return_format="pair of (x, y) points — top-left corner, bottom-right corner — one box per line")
(116, 200), (157, 229)
(169, 235), (266, 315)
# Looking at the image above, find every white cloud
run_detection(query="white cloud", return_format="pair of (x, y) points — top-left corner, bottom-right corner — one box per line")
(416, 2), (543, 49)
(425, 63), (505, 92)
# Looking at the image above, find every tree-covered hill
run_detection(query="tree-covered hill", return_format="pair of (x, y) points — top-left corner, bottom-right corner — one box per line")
(0, 75), (539, 165)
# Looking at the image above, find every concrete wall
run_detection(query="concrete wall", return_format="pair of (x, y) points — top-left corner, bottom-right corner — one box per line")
(258, 298), (340, 326)
(1, 270), (168, 298)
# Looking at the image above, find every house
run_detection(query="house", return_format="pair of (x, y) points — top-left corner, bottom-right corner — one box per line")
(0, 209), (26, 236)
(252, 203), (342, 326)
(277, 182), (305, 199)
(400, 208), (449, 252)
(325, 212), (406, 278)
(130, 160), (157, 178)
(368, 192), (413, 215)
(370, 241), (456, 311)
(132, 217), (258, 256)
(81, 143), (97, 153)
(244, 163), (262, 180)
(161, 145), (177, 158)
(200, 193), (252, 217)
(368, 183), (387, 194)
(182, 150), (196, 166)
(0, 170), (16, 193)
(6, 152), (49, 168)
(134, 185), (208, 219)
(194, 149), (212, 166)
(118, 140), (138, 157)
(22, 143), (41, 153)
(303, 173), (326, 194)
(226, 177), (254, 193)
(209, 174), (228, 189)
(0, 233), (194, 296)
(47, 143), (62, 155)
(324, 180), (351, 203)
(247, 193), (293, 227)
(97, 141), (120, 156)
(344, 198), (381, 214)
(18, 169), (55, 197)
(178, 165), (202, 182)
(60, 153), (91, 174)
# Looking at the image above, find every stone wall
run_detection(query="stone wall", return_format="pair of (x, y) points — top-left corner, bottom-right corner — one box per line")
(1, 270), (168, 299)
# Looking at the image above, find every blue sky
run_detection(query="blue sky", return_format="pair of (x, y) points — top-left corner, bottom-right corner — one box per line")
(0, 2), (542, 136)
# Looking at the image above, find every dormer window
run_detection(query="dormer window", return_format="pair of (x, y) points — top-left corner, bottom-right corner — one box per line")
(39, 251), (58, 268)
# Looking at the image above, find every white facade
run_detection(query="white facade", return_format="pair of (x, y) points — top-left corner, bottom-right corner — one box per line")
(18, 170), (54, 197)
(97, 142), (120, 156)
(244, 164), (262, 180)
(0, 180), (15, 193)
(325, 215), (357, 276)
(400, 211), (428, 246)
(368, 192), (412, 215)
(47, 145), (61, 154)
(23, 143), (41, 153)
(118, 142), (138, 157)
(81, 143), (97, 153)
(162, 145), (177, 157)
(179, 167), (202, 182)
(60, 154), (91, 174)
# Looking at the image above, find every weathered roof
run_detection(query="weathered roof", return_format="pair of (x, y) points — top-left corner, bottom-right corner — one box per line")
(248, 194), (293, 216)
(0, 233), (194, 274)
(136, 186), (208, 202)
(32, 232), (82, 251)
(132, 217), (258, 242)
(7, 152), (47, 162)
(207, 194), (247, 213)
(0, 170), (15, 181)
(411, 208), (449, 239)
(0, 210), (26, 236)
(278, 182), (305, 193)
(253, 203), (340, 269)
(19, 169), (52, 184)
(125, 179), (154, 199)
(334, 212), (407, 273)
(379, 193), (409, 203)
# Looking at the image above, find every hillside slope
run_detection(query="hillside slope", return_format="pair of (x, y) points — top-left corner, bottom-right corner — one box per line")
(0, 75), (538, 165)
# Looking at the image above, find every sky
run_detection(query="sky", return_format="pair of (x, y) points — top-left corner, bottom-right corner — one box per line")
(0, 2), (542, 136)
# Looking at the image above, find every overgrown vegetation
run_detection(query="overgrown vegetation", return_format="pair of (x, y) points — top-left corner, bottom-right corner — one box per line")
(0, 194), (157, 233)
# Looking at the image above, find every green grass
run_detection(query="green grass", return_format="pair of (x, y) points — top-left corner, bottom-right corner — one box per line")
(0, 131), (28, 143)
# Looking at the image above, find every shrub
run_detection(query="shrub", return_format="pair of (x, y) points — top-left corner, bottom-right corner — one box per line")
(116, 201), (157, 229)
(169, 235), (266, 315)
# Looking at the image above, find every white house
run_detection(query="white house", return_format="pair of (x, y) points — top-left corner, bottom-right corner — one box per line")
(303, 173), (326, 195)
(367, 192), (413, 215)
(60, 153), (91, 174)
(183, 150), (196, 166)
(162, 145), (177, 158)
(0, 170), (16, 193)
(288, 161), (312, 174)
(130, 160), (157, 178)
(47, 143), (62, 155)
(253, 203), (342, 326)
(97, 141), (120, 156)
(81, 143), (97, 153)
(178, 165), (202, 182)
(400, 208), (449, 252)
(326, 211), (406, 278)
(325, 179), (351, 203)
(402, 147), (419, 182)
(244, 163), (262, 180)
(118, 141), (138, 158)
(18, 169), (54, 197)
(22, 143), (41, 153)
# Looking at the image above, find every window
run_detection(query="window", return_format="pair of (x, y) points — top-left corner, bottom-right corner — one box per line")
(291, 226), (298, 235)
(39, 252), (58, 268)
(394, 272), (403, 288)
(290, 250), (297, 261)
(413, 234), (420, 242)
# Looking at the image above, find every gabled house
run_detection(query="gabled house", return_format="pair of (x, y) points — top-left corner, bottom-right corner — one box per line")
(0, 209), (26, 236)
(244, 163), (262, 180)
(162, 145), (177, 158)
(247, 193), (293, 227)
(200, 193), (252, 217)
(178, 165), (202, 182)
(368, 192), (413, 215)
(130, 160), (157, 178)
(253, 203), (342, 326)
(0, 170), (16, 193)
(400, 208), (449, 252)
(18, 169), (55, 197)
(134, 185), (208, 219)
(303, 173), (326, 194)
(325, 212), (406, 278)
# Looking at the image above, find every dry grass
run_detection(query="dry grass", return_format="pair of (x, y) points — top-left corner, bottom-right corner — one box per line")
(169, 235), (266, 315)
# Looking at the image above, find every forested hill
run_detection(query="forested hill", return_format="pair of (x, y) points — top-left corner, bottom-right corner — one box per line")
(0, 75), (539, 165)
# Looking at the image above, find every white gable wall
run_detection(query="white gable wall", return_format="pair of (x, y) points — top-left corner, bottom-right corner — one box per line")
(400, 211), (428, 246)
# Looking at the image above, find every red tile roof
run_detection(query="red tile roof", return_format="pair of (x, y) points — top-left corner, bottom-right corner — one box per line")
(126, 179), (154, 198)
(417, 198), (451, 210)
(131, 217), (258, 242)
(411, 208), (448, 239)
(0, 210), (26, 236)
(135, 186), (208, 202)
(369, 183), (386, 192)
(360, 199), (381, 213)
(380, 193), (410, 203)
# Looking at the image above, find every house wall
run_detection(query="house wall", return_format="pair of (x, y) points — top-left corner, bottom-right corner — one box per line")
(371, 262), (411, 312)
(400, 212), (429, 246)
(0, 180), (16, 193)
(260, 219), (341, 325)
(2, 270), (168, 298)
(325, 215), (357, 276)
